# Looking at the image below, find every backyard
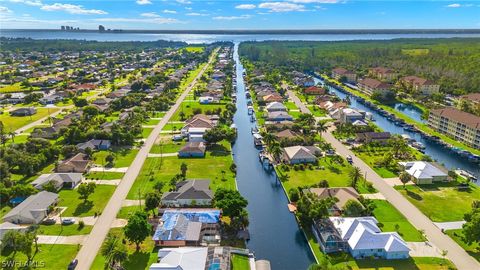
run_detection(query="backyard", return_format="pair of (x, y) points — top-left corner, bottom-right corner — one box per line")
(0, 107), (60, 131)
(92, 147), (139, 168)
(445, 229), (480, 262)
(231, 254), (250, 270)
(0, 244), (79, 270)
(58, 185), (116, 217)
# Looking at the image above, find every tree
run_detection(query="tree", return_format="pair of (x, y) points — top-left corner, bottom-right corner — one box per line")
(214, 188), (248, 218)
(101, 233), (128, 269)
(105, 153), (115, 166)
(349, 166), (362, 188)
(145, 192), (161, 216)
(180, 162), (188, 178)
(124, 211), (151, 251)
(463, 201), (480, 245)
(42, 181), (58, 193)
(316, 121), (328, 134)
(399, 171), (411, 188)
(289, 188), (300, 202)
(153, 181), (164, 193)
(73, 98), (88, 107)
(343, 199), (364, 217)
(77, 182), (96, 203)
(203, 127), (224, 145)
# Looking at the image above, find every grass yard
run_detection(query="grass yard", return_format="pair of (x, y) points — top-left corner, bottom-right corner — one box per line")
(0, 82), (24, 93)
(58, 185), (116, 217)
(145, 118), (160, 125)
(128, 142), (235, 199)
(278, 156), (352, 192)
(142, 127), (154, 138)
(171, 101), (225, 121)
(0, 205), (12, 219)
(371, 200), (424, 241)
(150, 140), (186, 154)
(395, 182), (480, 222)
(117, 205), (143, 219)
(0, 107), (60, 132)
(36, 224), (93, 236)
(90, 227), (159, 270)
(93, 148), (138, 168)
(162, 122), (184, 131)
(231, 254), (250, 270)
(84, 171), (125, 180)
(0, 244), (79, 269)
(184, 46), (205, 53)
(445, 229), (480, 262)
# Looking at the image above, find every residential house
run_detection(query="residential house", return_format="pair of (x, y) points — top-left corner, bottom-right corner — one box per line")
(149, 247), (208, 270)
(313, 217), (410, 259)
(401, 76), (440, 95)
(76, 139), (112, 152)
(3, 191), (59, 224)
(356, 132), (391, 144)
(39, 94), (64, 105)
(0, 222), (27, 241)
(265, 102), (287, 112)
(266, 111), (293, 122)
(274, 129), (299, 140)
(153, 209), (221, 247)
(30, 173), (83, 190)
(161, 179), (213, 207)
(262, 93), (283, 103)
(332, 68), (357, 83)
(188, 128), (209, 143)
(282, 146), (321, 164)
(428, 107), (480, 149)
(369, 67), (398, 82)
(305, 187), (362, 216)
(178, 142), (207, 158)
(398, 161), (448, 185)
(31, 126), (61, 139)
(10, 107), (37, 116)
(56, 153), (91, 173)
(303, 86), (326, 95)
(357, 78), (391, 96)
(339, 108), (364, 124)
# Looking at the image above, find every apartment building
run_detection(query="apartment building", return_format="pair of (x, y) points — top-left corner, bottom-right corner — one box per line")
(357, 78), (391, 96)
(401, 76), (440, 96)
(428, 107), (480, 149)
(369, 67), (398, 82)
(332, 67), (357, 83)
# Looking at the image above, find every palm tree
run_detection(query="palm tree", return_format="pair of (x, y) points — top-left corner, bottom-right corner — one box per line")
(316, 121), (328, 134)
(268, 142), (283, 163)
(261, 132), (276, 148)
(399, 171), (411, 188)
(349, 166), (362, 188)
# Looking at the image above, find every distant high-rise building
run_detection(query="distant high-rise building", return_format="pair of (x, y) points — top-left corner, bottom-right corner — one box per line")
(61, 26), (65, 30)
(99, 25), (105, 32)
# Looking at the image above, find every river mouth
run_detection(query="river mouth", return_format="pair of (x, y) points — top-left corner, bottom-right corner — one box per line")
(231, 43), (315, 270)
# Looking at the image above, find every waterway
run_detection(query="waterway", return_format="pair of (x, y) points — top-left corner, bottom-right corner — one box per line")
(315, 77), (480, 180)
(232, 43), (315, 270)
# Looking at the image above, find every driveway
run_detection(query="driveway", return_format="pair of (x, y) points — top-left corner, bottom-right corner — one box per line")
(288, 90), (480, 270)
(37, 235), (87, 245)
(434, 221), (466, 231)
(408, 242), (443, 258)
(75, 48), (219, 270)
(89, 167), (129, 173)
(147, 152), (178, 157)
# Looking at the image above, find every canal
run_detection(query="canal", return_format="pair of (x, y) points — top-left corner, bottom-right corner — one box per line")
(316, 78), (480, 180)
(232, 43), (316, 270)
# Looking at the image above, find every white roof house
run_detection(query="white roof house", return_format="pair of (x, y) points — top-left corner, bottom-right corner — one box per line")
(399, 161), (448, 184)
(3, 191), (59, 224)
(265, 102), (287, 112)
(283, 146), (320, 164)
(330, 217), (410, 259)
(149, 247), (208, 270)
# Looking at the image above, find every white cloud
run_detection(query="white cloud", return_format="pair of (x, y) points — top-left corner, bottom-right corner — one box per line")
(259, 2), (305, 12)
(213, 14), (252, 20)
(141, 12), (160, 17)
(41, 3), (108, 15)
(291, 0), (339, 3)
(94, 17), (180, 24)
(235, 4), (256, 9)
(0, 6), (13, 14)
(163, 9), (177, 14)
(176, 0), (191, 4)
(136, 0), (152, 5)
(9, 0), (43, 7)
(186, 12), (208, 16)
(446, 3), (461, 8)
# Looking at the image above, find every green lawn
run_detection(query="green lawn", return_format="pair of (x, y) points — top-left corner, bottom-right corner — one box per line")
(90, 227), (159, 270)
(371, 200), (424, 241)
(0, 244), (79, 269)
(445, 229), (480, 262)
(278, 156), (352, 192)
(0, 82), (24, 93)
(0, 205), (12, 219)
(128, 142), (235, 199)
(171, 102), (226, 121)
(58, 185), (116, 217)
(231, 254), (250, 270)
(162, 122), (184, 131)
(184, 46), (205, 53)
(284, 101), (298, 110)
(145, 118), (160, 125)
(117, 205), (144, 219)
(36, 224), (93, 236)
(396, 182), (480, 222)
(150, 140), (186, 154)
(0, 107), (60, 132)
(84, 171), (125, 180)
(142, 128), (154, 138)
(93, 148), (138, 168)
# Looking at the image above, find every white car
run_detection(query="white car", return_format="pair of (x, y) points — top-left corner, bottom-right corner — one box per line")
(62, 218), (76, 225)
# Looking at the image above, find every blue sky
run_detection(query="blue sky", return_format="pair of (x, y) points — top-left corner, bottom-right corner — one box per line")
(1, 0), (479, 29)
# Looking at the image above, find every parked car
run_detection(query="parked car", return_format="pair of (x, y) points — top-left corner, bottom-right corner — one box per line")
(172, 134), (183, 141)
(67, 259), (78, 270)
(43, 218), (56, 225)
(62, 218), (75, 225)
(346, 155), (353, 164)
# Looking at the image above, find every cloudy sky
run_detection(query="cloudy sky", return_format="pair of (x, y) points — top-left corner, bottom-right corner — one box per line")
(1, 0), (479, 30)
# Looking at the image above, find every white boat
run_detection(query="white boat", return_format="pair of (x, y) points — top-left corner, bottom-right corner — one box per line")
(455, 169), (478, 181)
(247, 106), (254, 115)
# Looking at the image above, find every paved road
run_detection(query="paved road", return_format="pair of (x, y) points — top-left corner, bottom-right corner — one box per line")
(75, 49), (218, 270)
(288, 90), (479, 270)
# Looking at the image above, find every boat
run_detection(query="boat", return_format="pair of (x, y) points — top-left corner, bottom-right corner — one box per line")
(250, 114), (256, 122)
(245, 92), (251, 98)
(247, 106), (254, 115)
(253, 133), (263, 147)
(411, 141), (426, 150)
(251, 127), (258, 134)
(455, 169), (478, 181)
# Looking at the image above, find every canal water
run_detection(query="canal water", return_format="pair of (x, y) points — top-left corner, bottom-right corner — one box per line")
(232, 43), (315, 270)
(316, 77), (480, 179)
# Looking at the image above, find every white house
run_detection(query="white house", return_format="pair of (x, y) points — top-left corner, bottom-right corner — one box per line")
(149, 247), (208, 270)
(3, 191), (59, 224)
(329, 217), (410, 259)
(265, 102), (287, 112)
(188, 127), (209, 142)
(283, 146), (321, 164)
(398, 161), (448, 185)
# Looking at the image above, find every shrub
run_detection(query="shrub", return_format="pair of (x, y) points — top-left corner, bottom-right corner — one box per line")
(289, 188), (300, 202)
(78, 220), (85, 230)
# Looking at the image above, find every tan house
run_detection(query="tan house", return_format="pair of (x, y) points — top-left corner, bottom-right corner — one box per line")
(332, 68), (357, 83)
(369, 67), (398, 81)
(56, 153), (91, 173)
(428, 107), (480, 149)
(401, 76), (440, 95)
(304, 187), (362, 216)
